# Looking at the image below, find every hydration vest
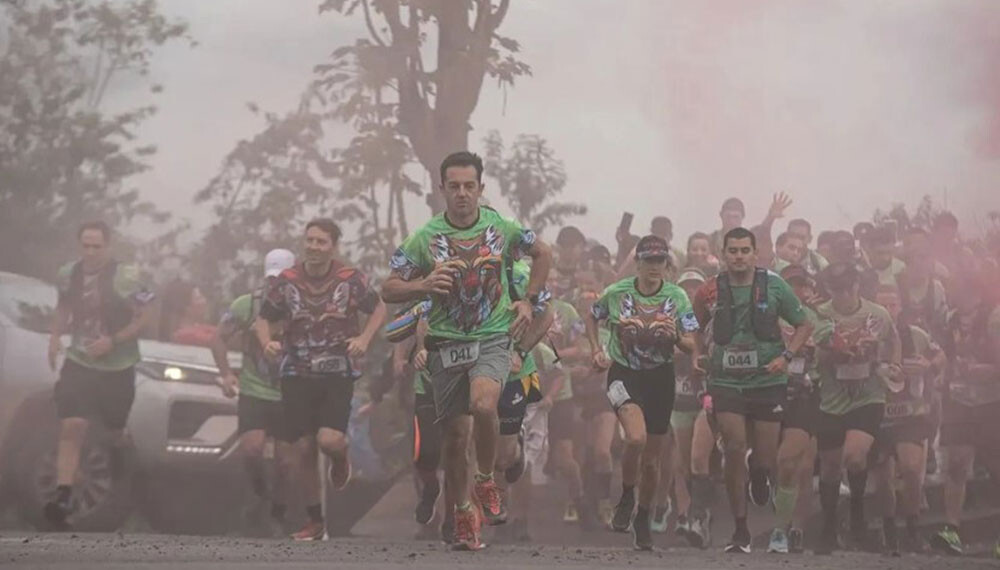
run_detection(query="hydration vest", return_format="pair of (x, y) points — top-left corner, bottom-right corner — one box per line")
(712, 268), (782, 346)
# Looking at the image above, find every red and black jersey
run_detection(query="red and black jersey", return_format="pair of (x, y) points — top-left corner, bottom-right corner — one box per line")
(260, 261), (380, 379)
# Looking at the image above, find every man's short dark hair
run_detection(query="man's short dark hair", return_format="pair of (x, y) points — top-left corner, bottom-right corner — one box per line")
(720, 197), (745, 216)
(687, 231), (710, 250)
(439, 151), (484, 185)
(723, 227), (756, 250)
(776, 231), (802, 248)
(823, 262), (860, 291)
(932, 211), (958, 231)
(77, 221), (111, 242)
(816, 230), (838, 249)
(788, 218), (811, 235)
(305, 218), (342, 243)
(651, 216), (673, 234)
(868, 226), (896, 247)
(556, 225), (586, 249)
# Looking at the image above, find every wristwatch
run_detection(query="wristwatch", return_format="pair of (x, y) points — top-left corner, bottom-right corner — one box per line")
(528, 288), (552, 314)
(781, 349), (795, 361)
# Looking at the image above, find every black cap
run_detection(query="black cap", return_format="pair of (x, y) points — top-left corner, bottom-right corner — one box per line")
(635, 235), (670, 261)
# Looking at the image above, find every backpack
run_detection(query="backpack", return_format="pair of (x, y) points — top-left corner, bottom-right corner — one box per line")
(712, 268), (783, 346)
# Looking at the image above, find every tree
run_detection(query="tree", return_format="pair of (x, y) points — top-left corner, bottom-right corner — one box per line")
(0, 0), (190, 280)
(482, 130), (585, 236)
(315, 0), (530, 211)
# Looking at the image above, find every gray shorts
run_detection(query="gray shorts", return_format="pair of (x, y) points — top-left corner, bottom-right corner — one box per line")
(425, 334), (512, 423)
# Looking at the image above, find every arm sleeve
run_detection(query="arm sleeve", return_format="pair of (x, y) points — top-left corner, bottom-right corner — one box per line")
(217, 296), (249, 341)
(776, 278), (807, 327)
(355, 272), (381, 313)
(389, 234), (429, 281)
(674, 289), (699, 333)
(259, 278), (290, 322)
(590, 291), (611, 321)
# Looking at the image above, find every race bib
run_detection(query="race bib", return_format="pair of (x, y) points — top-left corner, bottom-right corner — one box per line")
(788, 357), (807, 375)
(607, 380), (631, 408)
(885, 400), (927, 420)
(310, 355), (348, 375)
(836, 362), (871, 381)
(723, 348), (758, 372)
(441, 341), (480, 370)
(677, 377), (697, 397)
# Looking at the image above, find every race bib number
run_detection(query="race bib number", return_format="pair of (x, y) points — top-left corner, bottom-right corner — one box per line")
(836, 362), (871, 381)
(441, 341), (480, 370)
(723, 349), (758, 372)
(885, 400), (926, 420)
(677, 377), (697, 397)
(311, 355), (348, 374)
(607, 380), (631, 408)
(788, 357), (807, 375)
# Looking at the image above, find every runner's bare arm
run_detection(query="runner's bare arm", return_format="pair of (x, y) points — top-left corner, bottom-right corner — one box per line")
(514, 304), (554, 353)
(209, 327), (234, 378)
(48, 302), (70, 370)
(676, 331), (697, 356)
(523, 239), (554, 299)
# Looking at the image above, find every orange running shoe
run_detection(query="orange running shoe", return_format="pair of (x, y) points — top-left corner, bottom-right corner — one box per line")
(452, 506), (484, 551)
(473, 477), (507, 525)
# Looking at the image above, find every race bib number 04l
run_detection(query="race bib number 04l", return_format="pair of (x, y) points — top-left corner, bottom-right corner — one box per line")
(441, 341), (480, 370)
(723, 349), (758, 371)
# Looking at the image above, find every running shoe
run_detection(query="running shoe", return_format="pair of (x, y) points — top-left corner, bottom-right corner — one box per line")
(633, 509), (653, 551)
(415, 479), (439, 525)
(611, 490), (636, 532)
(290, 519), (325, 541)
(452, 506), (485, 551)
(686, 512), (712, 549)
(930, 526), (963, 556)
(788, 527), (804, 554)
(563, 502), (579, 523)
(768, 527), (789, 554)
(724, 527), (751, 554)
(746, 450), (771, 507)
(650, 505), (670, 533)
(674, 514), (690, 538)
(473, 477), (507, 525)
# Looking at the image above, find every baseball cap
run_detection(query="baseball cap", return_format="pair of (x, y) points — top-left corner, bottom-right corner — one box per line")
(677, 267), (707, 286)
(635, 235), (670, 261)
(264, 248), (295, 277)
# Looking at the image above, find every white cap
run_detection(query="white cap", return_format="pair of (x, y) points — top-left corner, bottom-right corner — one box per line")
(264, 249), (295, 277)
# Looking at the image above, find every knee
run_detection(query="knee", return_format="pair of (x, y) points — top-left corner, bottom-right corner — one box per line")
(844, 452), (868, 474)
(316, 431), (348, 457)
(623, 429), (647, 449)
(240, 433), (267, 458)
(470, 395), (498, 419)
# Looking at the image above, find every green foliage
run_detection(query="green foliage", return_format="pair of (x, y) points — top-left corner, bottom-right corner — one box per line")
(482, 130), (585, 236)
(0, 0), (190, 281)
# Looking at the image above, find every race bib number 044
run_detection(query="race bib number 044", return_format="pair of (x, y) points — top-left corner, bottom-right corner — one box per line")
(441, 341), (480, 369)
(723, 349), (758, 371)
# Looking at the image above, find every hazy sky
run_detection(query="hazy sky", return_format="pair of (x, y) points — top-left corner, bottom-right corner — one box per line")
(112, 0), (1000, 248)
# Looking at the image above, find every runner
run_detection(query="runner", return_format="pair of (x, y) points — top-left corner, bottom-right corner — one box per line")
(659, 268), (709, 537)
(932, 273), (1000, 558)
(707, 194), (792, 267)
(786, 218), (829, 275)
(872, 284), (945, 555)
(381, 151), (553, 551)
(585, 234), (700, 550)
(210, 248), (297, 537)
(255, 218), (387, 541)
(812, 262), (901, 555)
(773, 232), (809, 274)
(691, 227), (813, 554)
(685, 232), (720, 278)
(769, 264), (822, 554)
(44, 221), (154, 529)
(864, 226), (906, 286)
